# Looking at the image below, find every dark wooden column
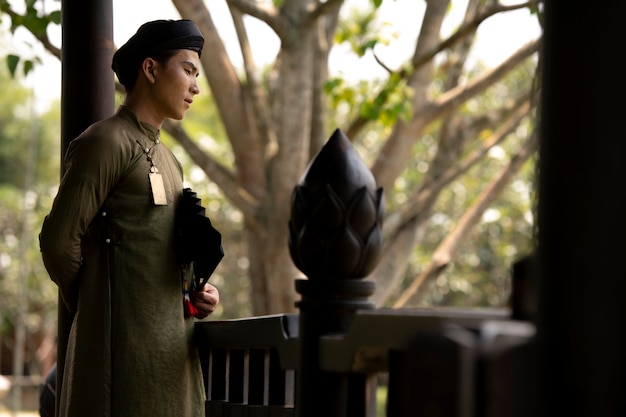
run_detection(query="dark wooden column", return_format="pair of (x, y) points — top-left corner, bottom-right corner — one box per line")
(537, 1), (626, 416)
(57, 0), (115, 413)
(61, 0), (115, 156)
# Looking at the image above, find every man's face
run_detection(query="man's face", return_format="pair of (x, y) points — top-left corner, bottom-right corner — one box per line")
(151, 49), (201, 121)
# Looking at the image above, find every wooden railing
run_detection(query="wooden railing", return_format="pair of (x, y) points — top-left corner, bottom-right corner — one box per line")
(194, 307), (536, 417)
(193, 129), (537, 417)
(195, 315), (298, 416)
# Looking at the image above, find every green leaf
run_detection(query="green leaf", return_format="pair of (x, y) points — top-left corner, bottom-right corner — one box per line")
(49, 10), (61, 25)
(10, 14), (23, 33)
(6, 54), (19, 78)
(24, 7), (48, 37)
(357, 39), (378, 56)
(23, 59), (34, 77)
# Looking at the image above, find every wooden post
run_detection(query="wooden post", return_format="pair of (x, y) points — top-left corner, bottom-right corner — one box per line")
(537, 1), (626, 415)
(289, 129), (385, 417)
(295, 279), (376, 417)
(57, 0), (115, 414)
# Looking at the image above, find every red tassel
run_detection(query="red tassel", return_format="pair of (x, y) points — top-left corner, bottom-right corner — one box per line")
(184, 298), (199, 318)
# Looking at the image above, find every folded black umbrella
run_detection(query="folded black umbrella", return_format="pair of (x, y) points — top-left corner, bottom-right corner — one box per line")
(177, 188), (224, 290)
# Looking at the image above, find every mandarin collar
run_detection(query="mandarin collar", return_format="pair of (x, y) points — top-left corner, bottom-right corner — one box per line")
(117, 105), (161, 143)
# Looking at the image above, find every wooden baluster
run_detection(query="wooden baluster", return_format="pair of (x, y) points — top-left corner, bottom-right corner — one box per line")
(479, 321), (537, 417)
(269, 348), (295, 417)
(386, 327), (476, 417)
(207, 349), (228, 417)
(248, 348), (266, 416)
(229, 349), (248, 417)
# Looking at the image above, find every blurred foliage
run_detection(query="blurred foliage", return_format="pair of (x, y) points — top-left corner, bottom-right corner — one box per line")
(399, 62), (536, 308)
(335, 6), (390, 57)
(0, 57), (60, 374)
(325, 72), (414, 127)
(0, 0), (60, 77)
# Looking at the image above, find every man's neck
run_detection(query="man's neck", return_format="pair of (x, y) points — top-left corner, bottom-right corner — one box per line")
(123, 93), (164, 128)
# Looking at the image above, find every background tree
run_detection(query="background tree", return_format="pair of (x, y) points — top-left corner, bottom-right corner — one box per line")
(2, 0), (542, 317)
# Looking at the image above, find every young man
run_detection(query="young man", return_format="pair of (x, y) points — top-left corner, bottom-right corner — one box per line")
(39, 19), (219, 417)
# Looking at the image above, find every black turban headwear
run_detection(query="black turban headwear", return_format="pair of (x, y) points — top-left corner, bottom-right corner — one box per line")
(112, 19), (204, 89)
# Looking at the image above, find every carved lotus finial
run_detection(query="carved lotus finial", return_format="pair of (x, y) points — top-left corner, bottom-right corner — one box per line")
(288, 128), (385, 280)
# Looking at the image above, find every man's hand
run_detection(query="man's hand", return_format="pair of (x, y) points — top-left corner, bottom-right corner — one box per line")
(191, 283), (219, 319)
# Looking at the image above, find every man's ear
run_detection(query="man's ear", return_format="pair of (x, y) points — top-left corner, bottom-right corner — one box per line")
(142, 58), (157, 83)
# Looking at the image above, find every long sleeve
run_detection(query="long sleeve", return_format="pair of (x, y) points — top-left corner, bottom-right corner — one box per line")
(39, 175), (102, 312)
(39, 119), (137, 312)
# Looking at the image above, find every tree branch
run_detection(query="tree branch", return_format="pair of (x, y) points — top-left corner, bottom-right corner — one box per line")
(346, 1), (541, 139)
(306, 0), (344, 23)
(392, 129), (539, 308)
(372, 97), (532, 306)
(228, 4), (278, 159)
(226, 0), (285, 37)
(5, 7), (61, 59)
(384, 96), (532, 237)
(427, 40), (540, 121)
(406, 1), (541, 76)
